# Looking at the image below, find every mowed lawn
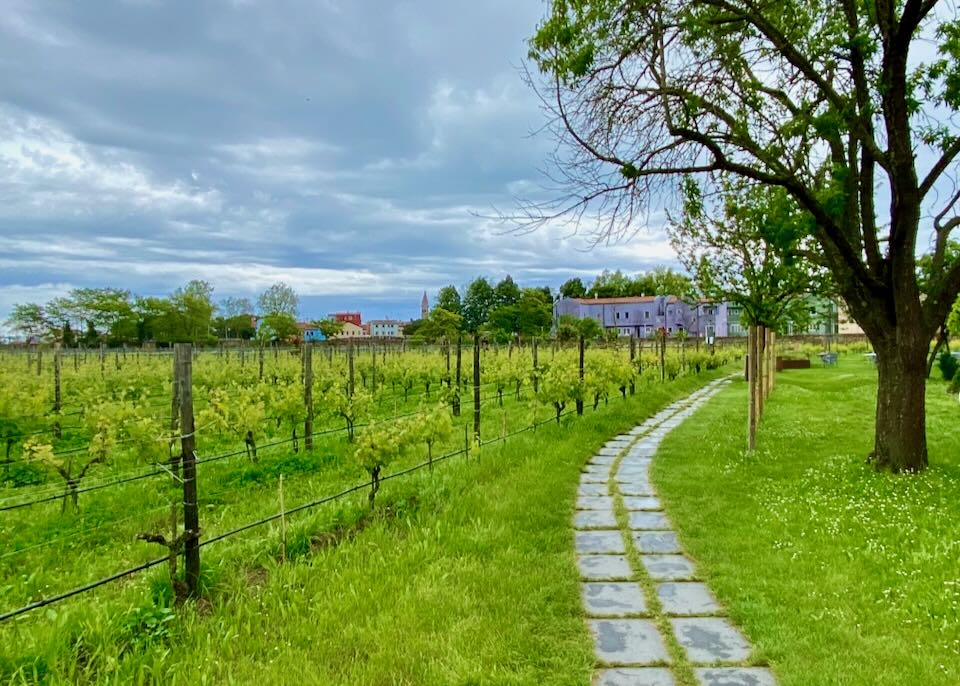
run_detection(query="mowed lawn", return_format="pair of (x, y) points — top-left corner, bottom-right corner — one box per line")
(654, 358), (960, 686)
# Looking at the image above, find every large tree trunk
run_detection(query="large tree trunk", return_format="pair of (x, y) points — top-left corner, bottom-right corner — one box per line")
(871, 335), (928, 473)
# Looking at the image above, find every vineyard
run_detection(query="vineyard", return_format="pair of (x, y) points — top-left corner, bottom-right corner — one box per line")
(0, 339), (733, 673)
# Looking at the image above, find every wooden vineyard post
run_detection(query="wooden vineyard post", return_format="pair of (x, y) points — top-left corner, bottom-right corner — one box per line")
(258, 344), (264, 381)
(577, 336), (585, 416)
(304, 343), (314, 452)
(52, 344), (62, 439)
(453, 336), (462, 417)
(747, 326), (758, 451)
(473, 334), (481, 442)
(371, 342), (377, 395)
(532, 337), (539, 394)
(99, 343), (106, 378)
(174, 344), (200, 599)
(169, 359), (181, 481)
(348, 339), (355, 398)
(769, 330), (777, 393)
(659, 331), (666, 383)
(629, 335), (637, 395)
(444, 337), (451, 387)
(36, 348), (42, 377)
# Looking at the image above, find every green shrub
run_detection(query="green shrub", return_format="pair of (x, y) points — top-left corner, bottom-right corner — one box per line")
(938, 349), (959, 382)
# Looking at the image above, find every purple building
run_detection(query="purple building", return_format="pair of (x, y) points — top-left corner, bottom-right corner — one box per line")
(553, 296), (732, 339)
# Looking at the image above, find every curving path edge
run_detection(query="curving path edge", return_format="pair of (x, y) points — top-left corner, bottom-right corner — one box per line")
(574, 379), (778, 686)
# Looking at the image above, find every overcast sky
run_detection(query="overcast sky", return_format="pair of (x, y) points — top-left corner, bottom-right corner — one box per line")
(0, 0), (677, 325)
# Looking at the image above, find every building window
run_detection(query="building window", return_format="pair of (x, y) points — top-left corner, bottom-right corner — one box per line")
(616, 312), (620, 320)
(645, 311), (650, 320)
(668, 327), (673, 333)
(625, 312), (629, 319)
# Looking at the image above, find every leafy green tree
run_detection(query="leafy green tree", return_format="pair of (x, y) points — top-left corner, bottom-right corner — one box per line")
(528, 0), (960, 472)
(258, 312), (299, 344)
(559, 277), (587, 299)
(576, 317), (604, 341)
(587, 270), (631, 298)
(462, 277), (495, 332)
(403, 319), (425, 337)
(419, 308), (464, 342)
(435, 285), (463, 316)
(220, 296), (254, 319)
(516, 288), (554, 337)
(257, 282), (299, 318)
(6, 303), (53, 339)
(493, 275), (522, 309)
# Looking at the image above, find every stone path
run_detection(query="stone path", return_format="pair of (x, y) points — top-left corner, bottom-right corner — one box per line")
(575, 380), (777, 686)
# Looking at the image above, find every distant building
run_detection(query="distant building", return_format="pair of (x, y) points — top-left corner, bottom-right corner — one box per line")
(837, 300), (864, 335)
(554, 295), (724, 338)
(368, 319), (406, 338)
(332, 312), (362, 327)
(332, 321), (367, 339)
(421, 292), (429, 320)
(298, 322), (325, 342)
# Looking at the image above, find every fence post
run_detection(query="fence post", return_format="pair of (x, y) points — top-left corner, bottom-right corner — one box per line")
(304, 343), (314, 451)
(576, 335), (585, 416)
(174, 343), (200, 599)
(473, 334), (481, 442)
(36, 348), (42, 377)
(169, 356), (181, 481)
(532, 336), (539, 394)
(371, 342), (377, 395)
(53, 344), (62, 439)
(747, 326), (758, 450)
(453, 336), (462, 417)
(348, 339), (355, 398)
(99, 343), (106, 378)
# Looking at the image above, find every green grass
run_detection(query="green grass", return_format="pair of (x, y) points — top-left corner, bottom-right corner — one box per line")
(2, 371), (725, 685)
(654, 358), (960, 686)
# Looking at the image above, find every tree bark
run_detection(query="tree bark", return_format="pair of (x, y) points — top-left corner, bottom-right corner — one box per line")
(871, 335), (928, 472)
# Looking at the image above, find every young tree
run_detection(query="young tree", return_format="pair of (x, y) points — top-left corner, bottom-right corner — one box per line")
(559, 277), (587, 299)
(6, 303), (53, 339)
(257, 282), (299, 318)
(419, 308), (464, 342)
(435, 285), (463, 316)
(526, 1), (960, 472)
(462, 277), (496, 331)
(314, 318), (345, 340)
(493, 275), (522, 309)
(672, 181), (828, 331)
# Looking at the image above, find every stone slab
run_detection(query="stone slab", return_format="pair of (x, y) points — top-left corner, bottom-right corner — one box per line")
(576, 530), (626, 554)
(594, 668), (676, 686)
(585, 464), (613, 475)
(578, 495), (615, 510)
(693, 668), (777, 686)
(657, 583), (722, 616)
(620, 483), (655, 496)
(578, 555), (634, 580)
(579, 483), (609, 496)
(640, 555), (697, 581)
(633, 532), (681, 554)
(582, 582), (647, 616)
(590, 454), (617, 465)
(575, 510), (619, 529)
(582, 474), (611, 484)
(623, 497), (662, 511)
(598, 447), (622, 456)
(588, 619), (670, 665)
(671, 618), (752, 663)
(628, 512), (672, 531)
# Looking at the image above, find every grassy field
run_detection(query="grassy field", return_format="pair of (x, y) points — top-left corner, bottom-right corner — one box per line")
(2, 369), (725, 685)
(654, 357), (960, 686)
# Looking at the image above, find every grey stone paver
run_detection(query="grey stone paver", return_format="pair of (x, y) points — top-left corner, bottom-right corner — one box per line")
(578, 495), (615, 510)
(693, 668), (777, 686)
(598, 447), (623, 456)
(589, 619), (671, 665)
(578, 555), (634, 580)
(628, 512), (672, 530)
(595, 668), (676, 686)
(640, 555), (697, 580)
(620, 483), (654, 496)
(576, 510), (619, 529)
(576, 530), (626, 554)
(657, 583), (721, 616)
(579, 483), (609, 496)
(623, 497), (662, 511)
(582, 582), (647, 616)
(591, 454), (618, 465)
(671, 618), (752, 663)
(582, 473), (611, 484)
(633, 531), (681, 554)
